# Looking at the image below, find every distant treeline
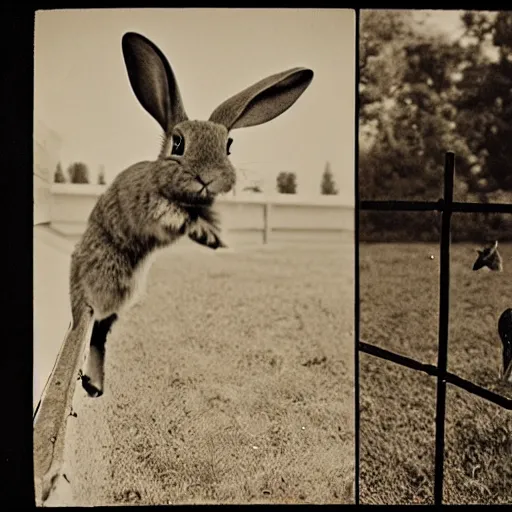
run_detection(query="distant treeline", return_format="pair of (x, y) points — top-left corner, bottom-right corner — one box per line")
(54, 162), (106, 185)
(55, 160), (341, 196)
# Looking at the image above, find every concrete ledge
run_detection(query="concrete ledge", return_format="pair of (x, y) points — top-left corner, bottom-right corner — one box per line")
(34, 225), (84, 505)
(33, 318), (93, 506)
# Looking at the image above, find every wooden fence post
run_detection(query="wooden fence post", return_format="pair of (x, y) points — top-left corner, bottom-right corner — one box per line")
(263, 201), (271, 244)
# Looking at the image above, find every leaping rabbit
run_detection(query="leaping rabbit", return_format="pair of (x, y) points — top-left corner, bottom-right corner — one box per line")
(69, 32), (314, 398)
(35, 31), (313, 504)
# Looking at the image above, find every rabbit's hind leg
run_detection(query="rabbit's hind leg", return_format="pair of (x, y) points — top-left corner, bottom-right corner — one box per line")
(82, 313), (118, 397)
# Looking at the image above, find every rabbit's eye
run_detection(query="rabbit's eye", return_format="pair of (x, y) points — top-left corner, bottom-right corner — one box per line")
(171, 135), (184, 156)
(226, 137), (233, 156)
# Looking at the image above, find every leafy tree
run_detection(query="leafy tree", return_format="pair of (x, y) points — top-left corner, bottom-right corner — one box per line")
(67, 162), (90, 184)
(358, 9), (512, 242)
(98, 166), (106, 185)
(276, 172), (287, 193)
(321, 162), (338, 195)
(359, 10), (474, 203)
(276, 171), (297, 194)
(54, 162), (66, 183)
(455, 11), (512, 192)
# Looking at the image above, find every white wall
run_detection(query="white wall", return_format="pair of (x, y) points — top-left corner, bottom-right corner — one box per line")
(33, 226), (74, 410)
(34, 120), (69, 410)
(49, 184), (355, 244)
(34, 120), (63, 225)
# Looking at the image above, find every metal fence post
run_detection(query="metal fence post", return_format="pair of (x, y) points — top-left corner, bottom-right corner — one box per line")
(433, 151), (455, 506)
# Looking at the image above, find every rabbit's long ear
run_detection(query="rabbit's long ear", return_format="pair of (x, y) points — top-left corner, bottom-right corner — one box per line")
(209, 67), (313, 130)
(122, 32), (188, 132)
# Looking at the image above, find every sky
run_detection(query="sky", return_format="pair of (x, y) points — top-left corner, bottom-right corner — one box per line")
(34, 8), (355, 205)
(411, 9), (466, 40)
(413, 9), (499, 60)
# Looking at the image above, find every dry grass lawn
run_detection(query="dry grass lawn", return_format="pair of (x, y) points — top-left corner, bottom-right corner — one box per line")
(359, 241), (512, 505)
(63, 241), (355, 505)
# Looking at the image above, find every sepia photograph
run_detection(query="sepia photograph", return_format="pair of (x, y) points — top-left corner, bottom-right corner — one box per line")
(359, 9), (512, 505)
(33, 8), (356, 506)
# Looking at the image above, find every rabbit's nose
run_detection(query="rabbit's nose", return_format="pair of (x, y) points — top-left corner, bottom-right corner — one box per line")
(195, 176), (213, 195)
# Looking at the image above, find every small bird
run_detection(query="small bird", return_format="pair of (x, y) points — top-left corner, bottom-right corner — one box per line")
(498, 308), (512, 383)
(472, 240), (503, 272)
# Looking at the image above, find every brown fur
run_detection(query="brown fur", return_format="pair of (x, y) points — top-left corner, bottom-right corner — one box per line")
(70, 155), (231, 323)
(71, 31), (314, 398)
(36, 30), (313, 506)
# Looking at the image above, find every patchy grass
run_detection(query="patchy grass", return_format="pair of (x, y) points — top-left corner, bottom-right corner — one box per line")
(65, 242), (355, 505)
(359, 242), (512, 505)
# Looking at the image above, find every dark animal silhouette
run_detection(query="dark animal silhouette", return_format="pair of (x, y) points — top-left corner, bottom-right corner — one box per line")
(498, 308), (512, 383)
(472, 240), (503, 272)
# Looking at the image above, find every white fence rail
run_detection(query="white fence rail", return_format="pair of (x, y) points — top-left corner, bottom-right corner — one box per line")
(48, 184), (354, 244)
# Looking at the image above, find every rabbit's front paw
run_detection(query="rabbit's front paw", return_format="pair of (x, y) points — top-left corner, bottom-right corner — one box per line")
(81, 350), (105, 397)
(188, 217), (227, 250)
(81, 374), (103, 397)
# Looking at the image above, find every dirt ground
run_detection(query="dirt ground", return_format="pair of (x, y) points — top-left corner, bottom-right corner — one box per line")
(359, 241), (512, 505)
(62, 241), (355, 505)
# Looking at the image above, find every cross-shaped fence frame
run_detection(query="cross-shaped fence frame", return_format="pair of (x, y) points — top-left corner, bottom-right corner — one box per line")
(357, 151), (512, 505)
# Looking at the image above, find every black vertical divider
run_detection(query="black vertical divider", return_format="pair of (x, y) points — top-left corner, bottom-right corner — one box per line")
(354, 8), (361, 506)
(433, 151), (455, 505)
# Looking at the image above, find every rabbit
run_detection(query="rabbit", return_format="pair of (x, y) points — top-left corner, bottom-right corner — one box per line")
(472, 240), (503, 272)
(35, 30), (313, 505)
(71, 31), (314, 399)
